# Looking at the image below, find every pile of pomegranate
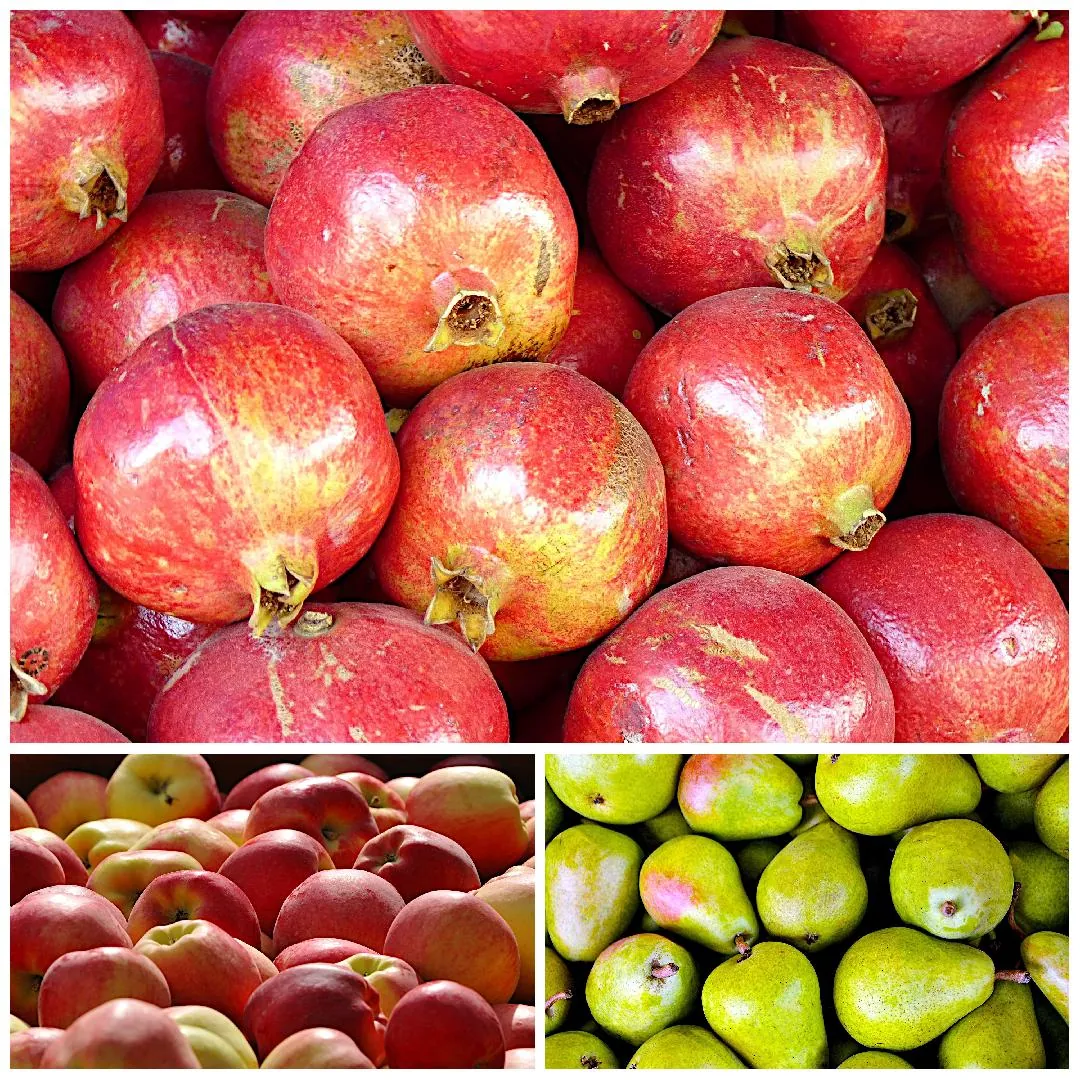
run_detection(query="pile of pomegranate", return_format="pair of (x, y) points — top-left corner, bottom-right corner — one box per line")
(9, 10), (1069, 744)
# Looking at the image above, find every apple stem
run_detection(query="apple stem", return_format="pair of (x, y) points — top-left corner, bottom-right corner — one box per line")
(995, 969), (1032, 984)
(544, 990), (573, 1015)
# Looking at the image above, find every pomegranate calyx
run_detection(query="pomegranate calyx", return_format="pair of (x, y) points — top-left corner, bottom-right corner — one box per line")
(864, 288), (918, 343)
(884, 207), (913, 242)
(424, 556), (496, 652)
(766, 241), (834, 293)
(826, 485), (887, 552)
(248, 554), (317, 638)
(555, 68), (622, 125)
(385, 408), (410, 435)
(293, 610), (335, 639)
(425, 289), (506, 353)
(10, 658), (47, 722)
(58, 149), (130, 229)
(91, 585), (133, 645)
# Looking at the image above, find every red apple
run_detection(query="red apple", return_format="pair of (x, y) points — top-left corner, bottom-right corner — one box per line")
(337, 953), (419, 1018)
(10, 1028), (64, 1068)
(13, 826), (88, 885)
(475, 868), (535, 1002)
(10, 789), (37, 830)
(127, 869), (261, 946)
(506, 1047), (537, 1068)
(222, 763), (314, 811)
(336, 772), (405, 811)
(354, 824), (481, 903)
(11, 833), (65, 903)
(129, 817), (238, 872)
(88, 849), (203, 918)
(274, 938), (374, 971)
(261, 1026), (376, 1068)
(164, 1004), (259, 1069)
(385, 776), (419, 802)
(106, 754), (220, 827)
(301, 754), (388, 781)
(385, 981), (505, 1068)
(372, 807), (408, 832)
(494, 1003), (536, 1051)
(27, 770), (108, 840)
(206, 809), (249, 846)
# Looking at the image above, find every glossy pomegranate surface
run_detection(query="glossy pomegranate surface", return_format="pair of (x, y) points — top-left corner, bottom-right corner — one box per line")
(11, 705), (129, 744)
(132, 9), (235, 65)
(564, 565), (895, 743)
(908, 226), (997, 335)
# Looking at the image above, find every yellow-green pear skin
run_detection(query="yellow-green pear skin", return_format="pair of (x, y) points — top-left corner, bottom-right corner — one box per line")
(734, 839), (781, 885)
(627, 1025), (746, 1069)
(1021, 931), (1069, 1023)
(972, 753), (1063, 793)
(545, 947), (573, 1034)
(702, 941), (828, 1069)
(815, 755), (981, 836)
(992, 788), (1038, 833)
(838, 1051), (913, 1068)
(833, 927), (995, 1050)
(546, 780), (566, 839)
(1034, 762), (1069, 858)
(757, 821), (868, 952)
(637, 804), (692, 850)
(546, 755), (681, 825)
(1008, 841), (1069, 934)
(938, 980), (1045, 1068)
(545, 1031), (619, 1069)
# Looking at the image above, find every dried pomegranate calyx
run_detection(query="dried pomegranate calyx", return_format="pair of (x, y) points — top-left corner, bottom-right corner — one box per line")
(864, 288), (918, 342)
(826, 484), (886, 552)
(10, 658), (47, 722)
(424, 556), (496, 651)
(248, 553), (317, 637)
(58, 149), (130, 229)
(556, 68), (622, 124)
(766, 241), (835, 293)
(425, 289), (506, 353)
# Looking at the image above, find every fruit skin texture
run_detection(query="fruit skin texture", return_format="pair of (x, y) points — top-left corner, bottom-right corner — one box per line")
(939, 296), (1068, 569)
(544, 947), (572, 1034)
(908, 226), (996, 335)
(373, 363), (667, 660)
(546, 755), (680, 826)
(944, 26), (1069, 306)
(268, 89), (576, 405)
(840, 1051), (912, 1069)
(588, 37), (886, 314)
(1021, 931), (1069, 1023)
(1034, 762), (1069, 859)
(10, 11), (165, 272)
(624, 289), (909, 574)
(938, 980), (1045, 1069)
(147, 604), (509, 743)
(353, 824), (480, 903)
(564, 566), (895, 743)
(973, 753), (1063, 794)
(10, 708), (127, 755)
(386, 981), (506, 1069)
(10, 833), (65, 902)
(260, 1027), (375, 1069)
(133, 10), (235, 65)
(816, 514), (1069, 742)
(545, 1031), (620, 1069)
(74, 304), (399, 632)
(106, 754), (220, 827)
(628, 1025), (745, 1070)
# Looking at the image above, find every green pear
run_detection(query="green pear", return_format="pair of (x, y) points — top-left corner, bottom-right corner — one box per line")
(734, 839), (781, 885)
(701, 941), (828, 1068)
(546, 823), (643, 961)
(780, 753), (817, 768)
(833, 927), (995, 1050)
(992, 788), (1038, 833)
(1032, 983), (1069, 1069)
(938, 979), (1045, 1068)
(791, 791), (832, 836)
(1021, 931), (1069, 1023)
(546, 780), (567, 839)
(639, 835), (759, 954)
(815, 755), (981, 836)
(678, 754), (802, 839)
(972, 753), (1063, 793)
(585, 933), (699, 1046)
(627, 1025), (745, 1069)
(546, 755), (681, 825)
(1034, 762), (1069, 858)
(757, 821), (868, 952)
(545, 947), (573, 1035)
(889, 819), (1013, 940)
(545, 1031), (619, 1069)
(636, 804), (692, 850)
(838, 1051), (913, 1069)
(1008, 841), (1069, 934)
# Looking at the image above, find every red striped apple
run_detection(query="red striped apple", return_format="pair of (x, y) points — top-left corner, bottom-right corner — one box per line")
(88, 849), (202, 918)
(127, 869), (261, 946)
(129, 818), (237, 871)
(274, 938), (374, 971)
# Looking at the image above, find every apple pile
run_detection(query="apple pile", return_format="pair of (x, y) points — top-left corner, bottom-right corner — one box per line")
(9, 753), (536, 1069)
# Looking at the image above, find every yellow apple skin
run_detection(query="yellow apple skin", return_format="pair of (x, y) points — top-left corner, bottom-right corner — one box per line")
(64, 819), (152, 869)
(165, 1005), (258, 1069)
(476, 866), (535, 1002)
(260, 1027), (376, 1068)
(11, 789), (37, 830)
(11, 1015), (29, 1034)
(28, 772), (108, 838)
(87, 848), (202, 917)
(106, 754), (221, 827)
(208, 809), (250, 845)
(337, 953), (419, 1016)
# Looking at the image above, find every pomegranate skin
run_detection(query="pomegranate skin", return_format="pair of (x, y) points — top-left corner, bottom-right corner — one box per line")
(816, 514), (1069, 742)
(147, 604), (510, 743)
(133, 10), (235, 65)
(940, 296), (1068, 570)
(10, 10), (165, 272)
(564, 566), (895, 743)
(908, 226), (996, 335)
(623, 288), (910, 576)
(265, 84), (577, 406)
(73, 303), (399, 632)
(371, 363), (668, 661)
(10, 291), (70, 474)
(587, 36), (886, 314)
(53, 190), (275, 393)
(945, 26), (1069, 306)
(406, 11), (723, 123)
(11, 705), (129, 744)
(10, 455), (97, 720)
(786, 10), (1030, 96)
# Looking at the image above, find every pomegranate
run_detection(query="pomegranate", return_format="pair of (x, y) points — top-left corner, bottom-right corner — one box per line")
(544, 249), (655, 397)
(838, 244), (956, 461)
(587, 36), (886, 314)
(406, 11), (723, 123)
(52, 190), (275, 393)
(132, 10), (235, 65)
(73, 303), (399, 633)
(148, 53), (227, 195)
(10, 292), (70, 474)
(907, 226), (997, 335)
(564, 566), (895, 743)
(526, 115), (607, 242)
(816, 514), (1069, 742)
(623, 288), (909, 576)
(10, 454), (97, 721)
(207, 11), (442, 206)
(146, 605), (510, 743)
(786, 10), (1031, 96)
(46, 463), (77, 529)
(10, 10), (165, 271)
(11, 705), (129, 744)
(940, 296), (1068, 570)
(265, 84), (577, 405)
(371, 363), (668, 661)
(958, 310), (996, 353)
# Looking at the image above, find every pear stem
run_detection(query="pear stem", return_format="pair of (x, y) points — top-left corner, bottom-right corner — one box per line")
(544, 990), (573, 1015)
(799, 792), (819, 808)
(650, 961), (679, 980)
(1006, 882), (1024, 936)
(734, 934), (753, 961)
(941, 900), (958, 917)
(994, 969), (1031, 984)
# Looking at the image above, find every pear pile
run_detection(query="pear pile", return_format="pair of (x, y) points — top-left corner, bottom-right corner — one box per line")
(544, 753), (1069, 1069)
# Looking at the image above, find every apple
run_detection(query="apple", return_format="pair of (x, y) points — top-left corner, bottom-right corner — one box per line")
(523, 815), (536, 859)
(519, 800), (536, 822)
(127, 869), (261, 946)
(28, 771), (108, 838)
(336, 772), (406, 811)
(10, 1028), (63, 1068)
(13, 827), (89, 885)
(222, 763), (314, 811)
(129, 817), (237, 871)
(494, 1003), (536, 1051)
(10, 789), (37, 829)
(106, 754), (221, 826)
(87, 848), (202, 918)
(337, 953), (419, 1017)
(523, 855), (535, 868)
(384, 981), (505, 1068)
(300, 754), (388, 780)
(11, 833), (65, 902)
(165, 1004), (259, 1069)
(241, 940), (279, 982)
(386, 776), (420, 802)
(261, 1026), (376, 1068)
(11, 1016), (29, 1034)
(274, 938), (374, 971)
(372, 807), (408, 832)
(206, 808), (249, 845)
(476, 867), (535, 1002)
(354, 824), (481, 902)
(64, 818), (151, 869)
(505, 1047), (537, 1068)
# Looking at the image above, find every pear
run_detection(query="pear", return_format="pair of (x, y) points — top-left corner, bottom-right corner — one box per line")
(1032, 983), (1069, 1068)
(780, 753), (817, 768)
(734, 839), (781, 885)
(972, 753), (1063, 793)
(639, 835), (759, 954)
(815, 755), (981, 836)
(757, 821), (868, 952)
(701, 941), (828, 1069)
(1034, 762), (1069, 858)
(889, 819), (1013, 940)
(833, 927), (995, 1050)
(678, 754), (803, 839)
(992, 788), (1039, 833)
(838, 1051), (913, 1069)
(627, 1025), (745, 1069)
(585, 933), (698, 1046)
(545, 1031), (619, 1069)
(938, 980), (1045, 1068)
(546, 823), (643, 961)
(545, 947), (574, 1035)
(1021, 931), (1069, 1023)
(636, 804), (692, 850)
(1008, 841), (1069, 934)
(546, 755), (681, 825)
(546, 780), (567, 839)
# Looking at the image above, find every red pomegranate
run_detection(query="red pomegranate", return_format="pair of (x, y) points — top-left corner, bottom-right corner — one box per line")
(265, 85), (577, 406)
(526, 116), (607, 243)
(148, 53), (227, 195)
(46, 463), (77, 528)
(544, 249), (654, 397)
(940, 296), (1068, 570)
(564, 566), (895, 742)
(52, 190), (275, 392)
(623, 288), (909, 576)
(10, 454), (97, 721)
(132, 10), (235, 65)
(839, 244), (956, 461)
(908, 226), (997, 335)
(587, 36), (886, 314)
(945, 25), (1069, 306)
(816, 514), (1069, 742)
(958, 310), (997, 353)
(11, 705), (129, 744)
(786, 10), (1031, 96)
(73, 303), (399, 633)
(10, 292), (70, 474)
(371, 363), (668, 661)
(10, 10), (165, 271)
(146, 604), (510, 743)
(406, 11), (723, 123)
